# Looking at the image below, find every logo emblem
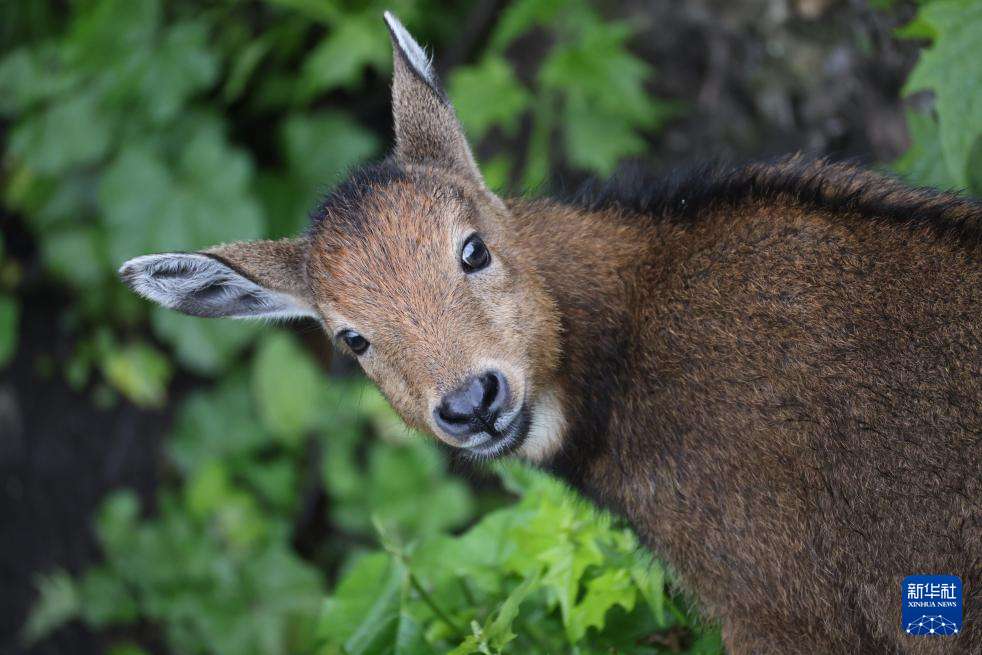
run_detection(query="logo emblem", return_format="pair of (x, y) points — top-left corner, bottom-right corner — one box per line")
(903, 575), (962, 635)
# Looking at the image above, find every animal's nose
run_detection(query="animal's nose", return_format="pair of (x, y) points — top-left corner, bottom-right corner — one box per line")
(433, 370), (510, 441)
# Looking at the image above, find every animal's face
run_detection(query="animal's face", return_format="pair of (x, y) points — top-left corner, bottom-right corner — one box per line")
(118, 13), (567, 462)
(307, 165), (562, 458)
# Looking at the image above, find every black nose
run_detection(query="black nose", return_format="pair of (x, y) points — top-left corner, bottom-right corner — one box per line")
(434, 370), (510, 440)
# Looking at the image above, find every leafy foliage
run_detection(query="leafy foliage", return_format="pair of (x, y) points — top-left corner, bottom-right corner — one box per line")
(10, 0), (974, 653)
(897, 0), (982, 195)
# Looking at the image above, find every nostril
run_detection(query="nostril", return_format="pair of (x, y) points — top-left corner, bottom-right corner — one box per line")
(483, 370), (510, 418)
(480, 372), (499, 411)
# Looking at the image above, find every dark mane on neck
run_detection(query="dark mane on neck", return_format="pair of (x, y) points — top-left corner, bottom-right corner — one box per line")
(569, 156), (982, 247)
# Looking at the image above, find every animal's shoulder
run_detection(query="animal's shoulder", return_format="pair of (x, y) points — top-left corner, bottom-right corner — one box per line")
(568, 156), (982, 248)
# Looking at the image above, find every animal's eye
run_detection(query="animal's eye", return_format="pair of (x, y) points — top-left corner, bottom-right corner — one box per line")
(460, 234), (491, 273)
(339, 329), (370, 355)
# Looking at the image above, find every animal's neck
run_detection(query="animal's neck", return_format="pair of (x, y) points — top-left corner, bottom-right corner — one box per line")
(507, 198), (655, 511)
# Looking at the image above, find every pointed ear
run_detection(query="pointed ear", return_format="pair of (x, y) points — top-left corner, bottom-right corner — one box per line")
(118, 239), (319, 321)
(383, 11), (485, 186)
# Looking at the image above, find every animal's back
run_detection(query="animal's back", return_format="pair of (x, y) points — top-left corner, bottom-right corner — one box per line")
(588, 160), (981, 653)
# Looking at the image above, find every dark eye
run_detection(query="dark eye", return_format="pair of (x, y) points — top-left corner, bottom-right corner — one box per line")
(460, 234), (491, 273)
(339, 329), (370, 355)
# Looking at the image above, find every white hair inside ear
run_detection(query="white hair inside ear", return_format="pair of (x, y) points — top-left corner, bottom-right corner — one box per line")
(383, 11), (435, 86)
(118, 253), (318, 321)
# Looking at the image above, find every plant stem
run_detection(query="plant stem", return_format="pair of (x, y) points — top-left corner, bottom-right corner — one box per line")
(408, 570), (467, 637)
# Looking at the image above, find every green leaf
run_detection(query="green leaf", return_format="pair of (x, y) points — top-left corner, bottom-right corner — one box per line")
(316, 553), (406, 654)
(223, 38), (271, 102)
(895, 109), (959, 190)
(562, 93), (647, 175)
(22, 571), (80, 644)
(167, 371), (269, 475)
(40, 225), (107, 287)
(0, 294), (19, 368)
(282, 110), (380, 196)
(151, 308), (259, 377)
(66, 0), (160, 70)
(489, 0), (569, 51)
(903, 0), (982, 187)
(78, 566), (140, 627)
(139, 21), (219, 123)
(100, 340), (173, 408)
(252, 332), (322, 443)
(100, 125), (263, 265)
(107, 643), (151, 655)
(299, 12), (389, 99)
(94, 490), (141, 551)
(566, 569), (636, 642)
(449, 56), (529, 140)
(184, 460), (233, 521)
(8, 88), (114, 174)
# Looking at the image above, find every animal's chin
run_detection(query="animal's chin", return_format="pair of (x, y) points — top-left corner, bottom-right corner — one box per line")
(460, 404), (532, 460)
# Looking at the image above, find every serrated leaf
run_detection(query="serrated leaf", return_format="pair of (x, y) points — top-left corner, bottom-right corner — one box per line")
(903, 0), (982, 187)
(449, 56), (529, 140)
(566, 569), (636, 642)
(299, 12), (389, 99)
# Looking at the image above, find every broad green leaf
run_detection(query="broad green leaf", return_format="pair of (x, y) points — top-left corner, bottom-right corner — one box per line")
(39, 225), (107, 286)
(252, 332), (322, 443)
(184, 460), (233, 521)
(0, 294), (19, 368)
(100, 127), (263, 265)
(167, 371), (269, 473)
(94, 490), (141, 551)
(100, 340), (172, 408)
(895, 109), (959, 190)
(449, 56), (529, 140)
(139, 21), (219, 123)
(562, 93), (647, 175)
(8, 88), (114, 174)
(316, 553), (406, 654)
(282, 110), (380, 196)
(66, 0), (160, 70)
(904, 0), (982, 187)
(151, 308), (259, 377)
(299, 12), (389, 99)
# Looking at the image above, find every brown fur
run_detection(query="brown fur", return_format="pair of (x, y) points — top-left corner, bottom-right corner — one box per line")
(120, 17), (981, 653)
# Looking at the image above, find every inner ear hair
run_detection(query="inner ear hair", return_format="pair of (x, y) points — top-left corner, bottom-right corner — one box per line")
(118, 239), (319, 321)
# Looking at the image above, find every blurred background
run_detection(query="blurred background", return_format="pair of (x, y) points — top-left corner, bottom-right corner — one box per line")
(1, 1), (979, 654)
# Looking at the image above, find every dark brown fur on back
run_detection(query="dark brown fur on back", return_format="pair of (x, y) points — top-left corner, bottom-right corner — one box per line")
(511, 157), (981, 653)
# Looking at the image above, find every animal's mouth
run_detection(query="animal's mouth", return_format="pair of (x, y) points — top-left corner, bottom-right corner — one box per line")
(461, 403), (531, 459)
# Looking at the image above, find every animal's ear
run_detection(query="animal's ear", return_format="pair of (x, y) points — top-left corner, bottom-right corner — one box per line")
(118, 239), (319, 321)
(384, 11), (485, 186)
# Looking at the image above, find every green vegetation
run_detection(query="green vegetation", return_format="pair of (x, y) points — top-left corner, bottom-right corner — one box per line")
(3, 0), (980, 653)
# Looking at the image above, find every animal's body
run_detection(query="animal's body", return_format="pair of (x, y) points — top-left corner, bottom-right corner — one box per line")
(120, 13), (981, 654)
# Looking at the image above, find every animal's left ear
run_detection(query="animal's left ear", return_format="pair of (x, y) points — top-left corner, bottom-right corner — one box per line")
(384, 11), (486, 187)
